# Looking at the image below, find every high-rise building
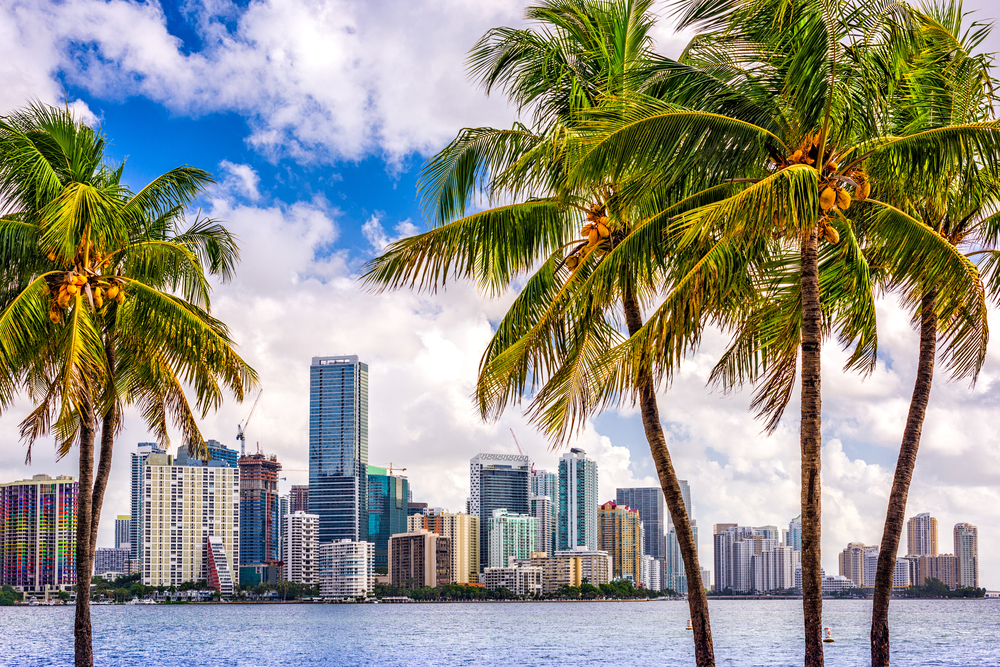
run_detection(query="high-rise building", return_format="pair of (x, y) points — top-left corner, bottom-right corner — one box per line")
(838, 542), (868, 587)
(114, 515), (131, 551)
(276, 494), (290, 568)
(786, 516), (802, 552)
(641, 555), (661, 591)
(616, 487), (666, 561)
(863, 546), (880, 588)
(558, 448), (598, 551)
(488, 509), (538, 568)
(713, 524), (780, 593)
(907, 512), (938, 557)
(318, 539), (374, 598)
(290, 485), (309, 514)
(367, 465), (409, 571)
(284, 511), (319, 586)
(204, 439), (239, 468)
(142, 451), (239, 588)
(408, 510), (480, 584)
(954, 523), (979, 589)
(389, 529), (452, 588)
(470, 453), (531, 571)
(530, 495), (554, 557)
(482, 564), (543, 596)
(309, 355), (369, 543)
(0, 475), (78, 593)
(130, 442), (164, 565)
(531, 470), (559, 552)
(94, 548), (129, 574)
(239, 453), (282, 572)
(665, 522), (700, 594)
(752, 545), (799, 592)
(598, 501), (643, 582)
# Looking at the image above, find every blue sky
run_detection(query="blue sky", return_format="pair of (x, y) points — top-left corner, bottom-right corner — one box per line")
(2, 0), (1000, 584)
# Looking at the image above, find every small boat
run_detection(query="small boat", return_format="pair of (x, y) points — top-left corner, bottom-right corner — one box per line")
(686, 619), (693, 630)
(823, 627), (835, 643)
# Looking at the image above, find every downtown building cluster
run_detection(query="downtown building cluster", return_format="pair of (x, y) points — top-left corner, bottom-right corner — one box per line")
(712, 511), (980, 595)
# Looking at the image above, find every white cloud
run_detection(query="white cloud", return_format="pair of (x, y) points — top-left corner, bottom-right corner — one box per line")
(217, 160), (261, 201)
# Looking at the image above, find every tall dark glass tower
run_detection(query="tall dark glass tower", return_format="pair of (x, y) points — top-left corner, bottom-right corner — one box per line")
(366, 465), (409, 570)
(616, 487), (666, 560)
(469, 453), (531, 571)
(309, 356), (369, 544)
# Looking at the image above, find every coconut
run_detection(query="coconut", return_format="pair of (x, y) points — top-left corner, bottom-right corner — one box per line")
(49, 310), (61, 324)
(565, 255), (579, 269)
(588, 229), (600, 244)
(105, 285), (120, 300)
(597, 224), (610, 238)
(836, 189), (852, 209)
(859, 181), (871, 200)
(824, 226), (840, 244)
(820, 187), (837, 211)
(66, 285), (79, 296)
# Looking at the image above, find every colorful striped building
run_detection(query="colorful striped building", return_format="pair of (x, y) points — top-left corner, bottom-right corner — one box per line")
(0, 474), (78, 593)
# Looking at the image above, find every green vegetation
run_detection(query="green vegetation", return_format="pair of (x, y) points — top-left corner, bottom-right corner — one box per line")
(903, 578), (986, 599)
(0, 585), (23, 606)
(372, 579), (668, 601)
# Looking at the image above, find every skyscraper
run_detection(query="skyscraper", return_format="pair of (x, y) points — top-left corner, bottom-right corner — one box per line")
(488, 509), (538, 568)
(238, 453), (282, 571)
(615, 487), (666, 561)
(0, 475), (78, 593)
(114, 515), (131, 551)
(954, 523), (978, 589)
(530, 495), (554, 557)
(408, 510), (480, 584)
(290, 485), (309, 514)
(205, 439), (240, 468)
(906, 512), (938, 556)
(558, 448), (598, 551)
(309, 355), (369, 543)
(786, 516), (802, 552)
(367, 465), (409, 570)
(531, 469), (559, 552)
(470, 453), (531, 571)
(660, 480), (696, 593)
(285, 511), (319, 585)
(142, 451), (239, 588)
(598, 501), (643, 582)
(130, 442), (164, 565)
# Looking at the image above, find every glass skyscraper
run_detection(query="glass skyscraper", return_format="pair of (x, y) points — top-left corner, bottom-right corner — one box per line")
(309, 355), (369, 544)
(130, 442), (164, 563)
(558, 448), (598, 551)
(238, 453), (282, 571)
(367, 465), (409, 570)
(470, 453), (531, 571)
(616, 487), (666, 560)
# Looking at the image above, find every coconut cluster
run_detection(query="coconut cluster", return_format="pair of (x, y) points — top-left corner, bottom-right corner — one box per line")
(43, 269), (125, 324)
(564, 203), (611, 270)
(778, 133), (872, 245)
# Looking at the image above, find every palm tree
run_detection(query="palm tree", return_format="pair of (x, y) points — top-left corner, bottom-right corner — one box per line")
(868, 6), (997, 664)
(0, 102), (257, 666)
(363, 1), (723, 664)
(567, 0), (1000, 663)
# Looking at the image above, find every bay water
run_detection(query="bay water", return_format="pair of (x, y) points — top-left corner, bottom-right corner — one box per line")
(2, 599), (998, 666)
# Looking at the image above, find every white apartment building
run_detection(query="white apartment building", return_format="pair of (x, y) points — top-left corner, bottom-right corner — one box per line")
(482, 565), (543, 596)
(318, 539), (374, 598)
(753, 545), (799, 592)
(641, 555), (661, 592)
(142, 452), (239, 589)
(285, 511), (319, 586)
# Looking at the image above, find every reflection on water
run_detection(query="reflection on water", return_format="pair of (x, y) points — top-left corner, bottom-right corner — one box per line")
(1, 599), (997, 666)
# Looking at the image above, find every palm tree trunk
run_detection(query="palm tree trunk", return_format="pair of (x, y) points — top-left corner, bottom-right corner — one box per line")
(74, 396), (96, 667)
(623, 286), (715, 667)
(871, 290), (937, 667)
(800, 228), (824, 667)
(90, 339), (118, 556)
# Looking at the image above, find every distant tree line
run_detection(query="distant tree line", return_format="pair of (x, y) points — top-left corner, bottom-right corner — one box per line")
(373, 578), (671, 601)
(902, 578), (986, 599)
(0, 585), (22, 606)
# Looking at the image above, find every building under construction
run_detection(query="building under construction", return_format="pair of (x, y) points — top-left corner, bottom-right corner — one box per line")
(238, 453), (282, 579)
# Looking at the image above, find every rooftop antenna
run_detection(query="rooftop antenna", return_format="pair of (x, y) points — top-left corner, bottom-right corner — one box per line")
(236, 390), (262, 457)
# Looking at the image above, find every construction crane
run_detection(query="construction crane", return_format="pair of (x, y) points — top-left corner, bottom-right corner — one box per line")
(386, 463), (407, 475)
(236, 391), (263, 457)
(510, 429), (536, 473)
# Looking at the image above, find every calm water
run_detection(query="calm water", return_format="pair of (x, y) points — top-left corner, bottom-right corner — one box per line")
(1, 599), (998, 666)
